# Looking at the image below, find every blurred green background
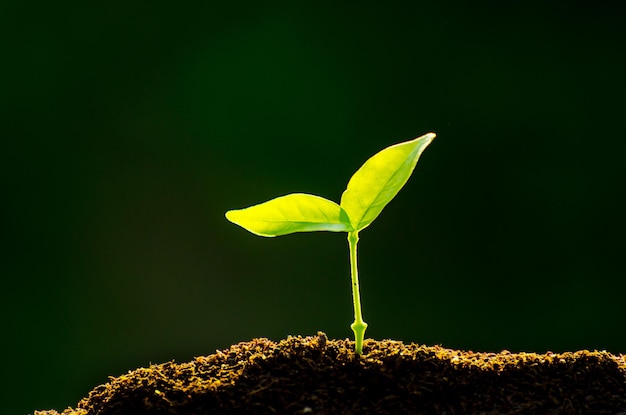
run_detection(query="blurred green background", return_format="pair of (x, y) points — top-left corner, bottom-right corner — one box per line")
(3, 2), (625, 413)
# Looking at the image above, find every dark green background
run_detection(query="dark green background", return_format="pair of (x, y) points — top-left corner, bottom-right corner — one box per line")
(3, 2), (625, 413)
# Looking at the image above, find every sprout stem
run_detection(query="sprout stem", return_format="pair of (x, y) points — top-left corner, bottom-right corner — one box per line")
(348, 231), (367, 354)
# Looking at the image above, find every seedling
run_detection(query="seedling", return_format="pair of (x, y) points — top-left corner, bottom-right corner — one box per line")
(225, 133), (435, 354)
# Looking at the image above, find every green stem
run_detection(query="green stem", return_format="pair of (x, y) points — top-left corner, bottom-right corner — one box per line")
(348, 231), (367, 354)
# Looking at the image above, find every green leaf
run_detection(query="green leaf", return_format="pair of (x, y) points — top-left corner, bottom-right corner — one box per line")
(340, 133), (435, 231)
(225, 193), (353, 237)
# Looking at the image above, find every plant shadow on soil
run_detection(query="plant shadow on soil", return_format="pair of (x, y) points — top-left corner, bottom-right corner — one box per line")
(36, 332), (626, 415)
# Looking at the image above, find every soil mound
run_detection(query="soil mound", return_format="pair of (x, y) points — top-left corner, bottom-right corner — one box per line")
(36, 333), (626, 414)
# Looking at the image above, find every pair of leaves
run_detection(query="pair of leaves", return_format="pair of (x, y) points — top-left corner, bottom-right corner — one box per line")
(225, 133), (435, 237)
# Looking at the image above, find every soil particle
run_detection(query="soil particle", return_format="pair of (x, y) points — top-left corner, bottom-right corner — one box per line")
(36, 332), (626, 415)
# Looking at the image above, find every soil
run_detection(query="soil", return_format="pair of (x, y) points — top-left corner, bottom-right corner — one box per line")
(36, 332), (626, 415)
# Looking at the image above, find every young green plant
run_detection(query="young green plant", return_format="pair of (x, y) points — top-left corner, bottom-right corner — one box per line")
(225, 133), (435, 354)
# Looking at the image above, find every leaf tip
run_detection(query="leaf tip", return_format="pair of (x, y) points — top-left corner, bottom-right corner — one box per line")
(225, 209), (248, 229)
(224, 209), (236, 222)
(418, 132), (436, 144)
